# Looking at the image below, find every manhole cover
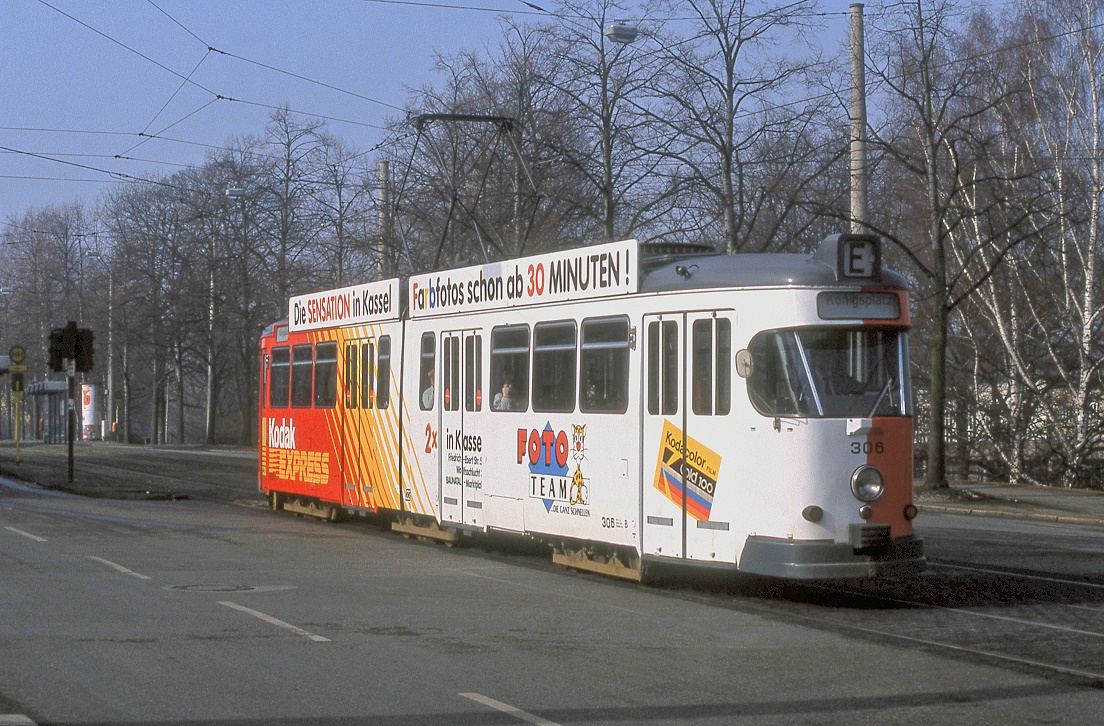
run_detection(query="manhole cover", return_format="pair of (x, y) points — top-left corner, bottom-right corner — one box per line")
(164, 584), (257, 592)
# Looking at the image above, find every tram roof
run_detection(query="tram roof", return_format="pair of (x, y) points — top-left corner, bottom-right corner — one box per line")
(638, 236), (907, 293)
(262, 235), (906, 336)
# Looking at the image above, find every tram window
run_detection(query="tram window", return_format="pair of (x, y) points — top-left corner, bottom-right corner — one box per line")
(464, 335), (482, 412)
(691, 318), (732, 416)
(490, 325), (529, 412)
(745, 327), (910, 419)
(533, 321), (576, 412)
(290, 344), (313, 408)
(580, 317), (629, 413)
(662, 321), (678, 414)
(269, 346), (290, 408)
(377, 336), (391, 409)
(361, 341), (375, 408)
(345, 344), (358, 409)
(716, 319), (731, 415)
(419, 332), (435, 411)
(443, 335), (461, 411)
(314, 342), (338, 408)
(746, 331), (815, 417)
(646, 321), (681, 415)
(692, 320), (713, 415)
(647, 323), (660, 415)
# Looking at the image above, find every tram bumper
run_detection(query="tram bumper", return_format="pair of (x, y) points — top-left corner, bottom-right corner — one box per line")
(738, 534), (925, 580)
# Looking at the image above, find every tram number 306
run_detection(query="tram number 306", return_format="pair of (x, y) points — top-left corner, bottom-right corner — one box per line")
(850, 442), (886, 455)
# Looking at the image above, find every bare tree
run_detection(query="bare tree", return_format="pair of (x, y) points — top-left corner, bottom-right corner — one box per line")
(866, 0), (1038, 489)
(537, 0), (664, 242)
(310, 132), (378, 287)
(642, 0), (824, 253)
(957, 0), (1104, 486)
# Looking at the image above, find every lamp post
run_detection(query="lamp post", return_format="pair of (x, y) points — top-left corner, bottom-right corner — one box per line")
(602, 22), (638, 241)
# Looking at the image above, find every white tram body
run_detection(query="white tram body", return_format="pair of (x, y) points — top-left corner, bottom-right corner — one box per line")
(259, 235), (925, 580)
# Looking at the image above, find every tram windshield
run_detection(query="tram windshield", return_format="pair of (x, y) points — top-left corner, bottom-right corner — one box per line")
(746, 328), (911, 418)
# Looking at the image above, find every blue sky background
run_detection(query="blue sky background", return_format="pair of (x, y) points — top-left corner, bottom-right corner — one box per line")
(1, 1), (950, 227)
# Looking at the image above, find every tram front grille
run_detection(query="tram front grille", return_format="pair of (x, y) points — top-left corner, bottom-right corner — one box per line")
(849, 523), (891, 552)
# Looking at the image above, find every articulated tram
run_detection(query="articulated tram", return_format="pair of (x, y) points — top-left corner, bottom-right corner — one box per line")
(258, 234), (925, 580)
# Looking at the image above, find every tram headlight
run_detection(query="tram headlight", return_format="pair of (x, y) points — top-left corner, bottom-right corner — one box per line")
(850, 465), (885, 502)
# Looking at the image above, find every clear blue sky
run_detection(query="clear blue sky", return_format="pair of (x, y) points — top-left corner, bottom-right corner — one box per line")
(1, 1), (923, 228)
(1, 0), (535, 226)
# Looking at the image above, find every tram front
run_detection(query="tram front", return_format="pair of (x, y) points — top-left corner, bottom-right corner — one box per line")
(734, 235), (925, 579)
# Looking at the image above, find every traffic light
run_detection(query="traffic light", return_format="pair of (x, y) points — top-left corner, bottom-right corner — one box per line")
(48, 321), (93, 372)
(75, 327), (95, 372)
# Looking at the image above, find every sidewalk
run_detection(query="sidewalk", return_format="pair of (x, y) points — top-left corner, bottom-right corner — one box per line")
(916, 480), (1104, 526)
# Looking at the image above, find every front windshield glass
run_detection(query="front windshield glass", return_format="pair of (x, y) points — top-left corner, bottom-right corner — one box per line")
(746, 327), (910, 418)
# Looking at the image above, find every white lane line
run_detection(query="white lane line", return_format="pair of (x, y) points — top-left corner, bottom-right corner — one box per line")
(87, 556), (152, 580)
(218, 601), (331, 643)
(0, 715), (38, 725)
(4, 527), (46, 542)
(459, 693), (561, 726)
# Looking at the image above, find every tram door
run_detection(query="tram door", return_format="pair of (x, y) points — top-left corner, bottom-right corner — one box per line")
(642, 312), (730, 560)
(439, 329), (484, 527)
(342, 336), (392, 509)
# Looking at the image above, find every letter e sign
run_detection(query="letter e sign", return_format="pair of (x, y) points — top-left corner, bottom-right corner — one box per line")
(840, 237), (878, 278)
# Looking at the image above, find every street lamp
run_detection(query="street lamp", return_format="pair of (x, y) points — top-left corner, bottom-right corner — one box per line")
(605, 23), (638, 44)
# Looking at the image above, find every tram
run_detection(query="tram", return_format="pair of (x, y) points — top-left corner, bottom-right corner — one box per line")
(258, 234), (925, 580)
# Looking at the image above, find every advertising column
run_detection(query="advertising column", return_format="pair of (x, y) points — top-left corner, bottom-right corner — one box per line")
(81, 383), (99, 441)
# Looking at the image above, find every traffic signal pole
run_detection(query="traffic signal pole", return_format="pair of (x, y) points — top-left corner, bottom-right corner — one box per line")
(68, 359), (76, 484)
(49, 321), (94, 485)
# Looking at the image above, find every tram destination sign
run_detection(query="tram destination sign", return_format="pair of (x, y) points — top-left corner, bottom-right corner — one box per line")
(409, 239), (639, 318)
(817, 290), (901, 320)
(289, 278), (400, 332)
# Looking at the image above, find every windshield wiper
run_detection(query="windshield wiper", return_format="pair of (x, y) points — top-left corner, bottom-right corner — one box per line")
(868, 380), (892, 417)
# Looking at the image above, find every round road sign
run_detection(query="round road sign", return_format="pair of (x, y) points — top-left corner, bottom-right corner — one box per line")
(8, 345), (24, 364)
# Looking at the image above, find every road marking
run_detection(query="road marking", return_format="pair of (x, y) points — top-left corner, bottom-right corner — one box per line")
(218, 601), (330, 642)
(87, 556), (151, 580)
(4, 527), (46, 542)
(459, 693), (561, 726)
(0, 715), (37, 725)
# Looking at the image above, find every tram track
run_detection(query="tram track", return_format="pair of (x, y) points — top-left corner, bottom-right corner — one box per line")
(688, 560), (1104, 687)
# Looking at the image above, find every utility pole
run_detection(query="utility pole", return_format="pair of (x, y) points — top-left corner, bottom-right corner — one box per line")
(850, 3), (869, 234)
(378, 161), (392, 278)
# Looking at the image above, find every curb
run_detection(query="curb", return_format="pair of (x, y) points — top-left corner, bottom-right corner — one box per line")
(919, 503), (1104, 527)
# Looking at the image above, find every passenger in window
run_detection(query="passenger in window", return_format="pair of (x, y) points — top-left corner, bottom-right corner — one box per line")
(421, 367), (434, 410)
(493, 379), (518, 411)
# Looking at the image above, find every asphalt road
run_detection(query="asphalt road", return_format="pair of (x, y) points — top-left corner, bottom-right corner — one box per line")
(3, 473), (1104, 725)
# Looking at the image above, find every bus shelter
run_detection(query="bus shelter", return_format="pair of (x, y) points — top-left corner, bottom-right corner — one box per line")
(26, 380), (67, 444)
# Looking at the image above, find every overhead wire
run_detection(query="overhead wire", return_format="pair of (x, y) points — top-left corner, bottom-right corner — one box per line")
(11, 1), (1104, 203)
(32, 0), (219, 97)
(120, 97), (220, 158)
(31, 0), (396, 172)
(144, 0), (209, 47)
(136, 49), (213, 139)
